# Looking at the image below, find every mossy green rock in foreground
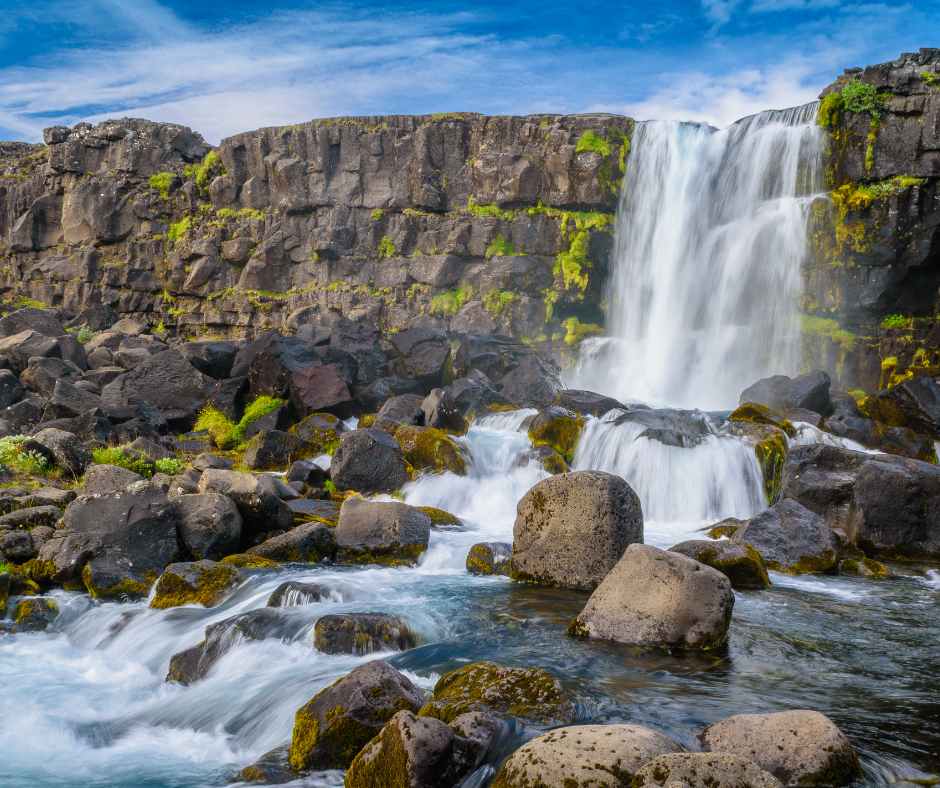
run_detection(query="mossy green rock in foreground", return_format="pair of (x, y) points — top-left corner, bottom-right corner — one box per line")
(149, 560), (242, 609)
(288, 660), (424, 772)
(394, 424), (468, 475)
(418, 661), (573, 724)
(527, 407), (585, 464)
(12, 596), (59, 631)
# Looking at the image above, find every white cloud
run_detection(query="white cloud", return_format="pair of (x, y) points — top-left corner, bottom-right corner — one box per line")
(702, 0), (742, 28)
(749, 0), (840, 11)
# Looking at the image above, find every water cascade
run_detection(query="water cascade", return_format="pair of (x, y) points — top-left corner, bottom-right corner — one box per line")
(574, 105), (824, 410)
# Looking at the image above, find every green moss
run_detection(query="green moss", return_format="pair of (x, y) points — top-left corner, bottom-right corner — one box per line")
(167, 216), (191, 246)
(553, 230), (591, 294)
(220, 553), (278, 569)
(418, 506), (461, 527)
(528, 412), (584, 464)
(922, 71), (940, 87)
(90, 446), (180, 478)
(429, 286), (473, 316)
(801, 315), (857, 352)
(195, 395), (285, 450)
(184, 150), (225, 194)
(370, 208), (385, 221)
(466, 196), (516, 221)
(729, 403), (796, 438)
(575, 130), (611, 157)
(12, 597), (58, 625)
(377, 236), (396, 260)
(754, 430), (788, 504)
(818, 78), (888, 131)
(0, 436), (53, 477)
(215, 207), (265, 222)
(148, 171), (175, 200)
(394, 425), (467, 475)
(337, 543), (427, 568)
(82, 564), (153, 600)
(150, 563), (240, 609)
(881, 313), (912, 329)
(485, 234), (522, 259)
(482, 289), (519, 317)
(562, 316), (603, 346)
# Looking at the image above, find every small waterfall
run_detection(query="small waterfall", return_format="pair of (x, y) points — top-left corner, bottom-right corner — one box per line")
(574, 103), (824, 410)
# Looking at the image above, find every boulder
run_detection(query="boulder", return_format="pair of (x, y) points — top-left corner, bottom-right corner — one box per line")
(632, 753), (783, 787)
(289, 411), (345, 454)
(492, 724), (685, 788)
(336, 497), (431, 566)
(419, 661), (572, 724)
(174, 493), (243, 561)
(314, 613), (417, 655)
(0, 529), (38, 562)
(613, 406), (713, 448)
(197, 469), (292, 536)
(289, 362), (353, 417)
(570, 544), (734, 652)
(0, 505), (62, 530)
(668, 539), (770, 590)
(288, 660), (425, 771)
(0, 570), (8, 613)
(0, 369), (24, 408)
(237, 745), (294, 785)
(0, 307), (66, 339)
(330, 428), (408, 493)
(247, 522), (337, 563)
(346, 710), (487, 788)
(394, 424), (467, 475)
(466, 542), (512, 576)
(266, 581), (327, 607)
(374, 393), (425, 432)
(27, 428), (91, 476)
(389, 327), (451, 388)
(421, 388), (467, 433)
(179, 340), (237, 379)
(11, 597), (59, 631)
(512, 471), (642, 590)
(39, 480), (180, 598)
(865, 375), (940, 438)
(740, 371), (833, 416)
(149, 560), (242, 609)
(731, 499), (838, 575)
(443, 370), (508, 417)
(0, 330), (61, 374)
(553, 389), (624, 417)
(45, 379), (100, 419)
(700, 710), (860, 786)
(242, 429), (305, 470)
(286, 459), (328, 487)
(527, 407), (584, 463)
(82, 464), (144, 495)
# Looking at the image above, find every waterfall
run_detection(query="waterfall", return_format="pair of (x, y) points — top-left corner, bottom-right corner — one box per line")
(574, 103), (824, 410)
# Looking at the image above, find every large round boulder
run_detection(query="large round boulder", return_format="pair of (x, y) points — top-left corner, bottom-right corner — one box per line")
(700, 710), (860, 786)
(512, 471), (642, 591)
(288, 660), (425, 771)
(633, 752), (783, 787)
(330, 428), (408, 493)
(492, 724), (684, 788)
(669, 539), (770, 590)
(174, 492), (243, 560)
(197, 469), (292, 537)
(336, 497), (431, 566)
(570, 544), (734, 651)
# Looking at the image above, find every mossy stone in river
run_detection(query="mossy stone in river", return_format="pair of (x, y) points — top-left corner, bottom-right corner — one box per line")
(288, 660), (424, 771)
(838, 557), (891, 578)
(0, 570), (9, 615)
(754, 428), (789, 504)
(418, 506), (462, 528)
(527, 407), (584, 464)
(418, 661), (573, 724)
(149, 560), (242, 609)
(12, 596), (59, 631)
(632, 752), (783, 787)
(314, 613), (417, 655)
(668, 539), (770, 590)
(220, 553), (278, 569)
(394, 424), (468, 475)
(729, 402), (796, 437)
(466, 542), (512, 576)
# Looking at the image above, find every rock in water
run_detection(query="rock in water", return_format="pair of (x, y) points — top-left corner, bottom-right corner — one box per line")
(266, 581), (327, 607)
(740, 370), (832, 415)
(288, 660), (425, 771)
(731, 498), (837, 574)
(330, 428), (408, 493)
(149, 560), (242, 609)
(570, 544), (733, 651)
(633, 753), (783, 787)
(700, 710), (860, 786)
(511, 471), (642, 590)
(669, 539), (771, 589)
(11, 597), (59, 631)
(335, 497), (431, 566)
(492, 724), (685, 787)
(466, 542), (512, 576)
(314, 613), (417, 655)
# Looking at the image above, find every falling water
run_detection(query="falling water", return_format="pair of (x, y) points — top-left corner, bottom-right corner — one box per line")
(575, 104), (824, 410)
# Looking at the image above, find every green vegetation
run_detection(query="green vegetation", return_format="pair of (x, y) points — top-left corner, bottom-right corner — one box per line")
(91, 446), (184, 477)
(167, 216), (191, 245)
(4, 296), (48, 311)
(377, 236), (396, 260)
(0, 436), (52, 476)
(575, 130), (611, 157)
(485, 234), (522, 259)
(370, 208), (385, 221)
(66, 325), (95, 344)
(881, 313), (912, 329)
(184, 150), (225, 194)
(817, 78), (887, 129)
(429, 286), (473, 316)
(553, 230), (591, 294)
(922, 71), (940, 87)
(0, 562), (10, 574)
(466, 196), (516, 221)
(215, 207), (265, 222)
(801, 314), (856, 351)
(148, 171), (175, 200)
(561, 316), (603, 346)
(194, 395), (286, 450)
(482, 289), (518, 317)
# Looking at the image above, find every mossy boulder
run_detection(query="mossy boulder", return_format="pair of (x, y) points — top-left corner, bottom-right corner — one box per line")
(12, 596), (59, 631)
(730, 421), (791, 505)
(466, 542), (512, 576)
(668, 539), (770, 590)
(729, 402), (796, 437)
(527, 407), (584, 464)
(394, 425), (468, 476)
(237, 745), (293, 785)
(493, 724), (685, 788)
(731, 499), (838, 575)
(336, 497), (431, 567)
(242, 429), (306, 471)
(838, 557), (891, 578)
(247, 522), (337, 563)
(220, 553), (278, 569)
(149, 560), (242, 609)
(632, 752), (783, 787)
(288, 660), (425, 772)
(418, 506), (462, 528)
(418, 661), (573, 724)
(289, 411), (344, 454)
(314, 613), (417, 655)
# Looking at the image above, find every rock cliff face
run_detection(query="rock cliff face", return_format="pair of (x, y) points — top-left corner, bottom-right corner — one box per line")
(0, 114), (631, 352)
(805, 48), (940, 390)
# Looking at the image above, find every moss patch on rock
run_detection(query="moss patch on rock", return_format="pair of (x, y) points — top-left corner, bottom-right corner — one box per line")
(149, 562), (241, 609)
(729, 402), (796, 438)
(394, 425), (467, 475)
(527, 411), (584, 464)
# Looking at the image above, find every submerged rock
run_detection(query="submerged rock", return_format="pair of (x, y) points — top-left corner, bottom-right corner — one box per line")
(313, 613), (417, 655)
(11, 596), (59, 631)
(466, 542), (512, 576)
(669, 539), (770, 590)
(419, 660), (572, 724)
(149, 560), (241, 609)
(266, 581), (327, 607)
(336, 497), (431, 566)
(492, 724), (685, 788)
(512, 471), (642, 591)
(570, 544), (734, 651)
(288, 660), (424, 771)
(700, 710), (860, 786)
(633, 752), (783, 787)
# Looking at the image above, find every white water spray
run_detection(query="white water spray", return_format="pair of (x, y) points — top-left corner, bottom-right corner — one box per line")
(575, 105), (823, 410)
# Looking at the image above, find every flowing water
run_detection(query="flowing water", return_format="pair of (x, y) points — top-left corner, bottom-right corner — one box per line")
(574, 106), (823, 410)
(3, 107), (939, 787)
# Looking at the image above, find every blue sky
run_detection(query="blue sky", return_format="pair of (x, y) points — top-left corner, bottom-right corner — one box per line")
(0, 0), (935, 143)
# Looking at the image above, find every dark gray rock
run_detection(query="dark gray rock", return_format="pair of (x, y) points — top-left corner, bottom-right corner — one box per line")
(330, 428), (408, 493)
(27, 428), (91, 476)
(197, 469), (292, 536)
(82, 464), (144, 495)
(242, 429), (304, 470)
(247, 522), (336, 563)
(740, 371), (833, 416)
(314, 613), (417, 655)
(669, 539), (771, 590)
(731, 499), (838, 575)
(266, 581), (327, 607)
(175, 493), (243, 561)
(336, 497), (431, 565)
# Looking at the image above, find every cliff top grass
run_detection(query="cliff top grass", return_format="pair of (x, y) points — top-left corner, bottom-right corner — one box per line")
(818, 77), (888, 128)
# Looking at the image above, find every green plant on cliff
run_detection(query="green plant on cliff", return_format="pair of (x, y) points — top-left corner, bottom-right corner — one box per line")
(922, 71), (940, 87)
(466, 196), (516, 222)
(377, 236), (396, 260)
(148, 171), (175, 200)
(482, 289), (518, 317)
(562, 316), (604, 346)
(553, 230), (591, 294)
(801, 315), (856, 351)
(430, 286), (473, 316)
(184, 150), (225, 194)
(817, 78), (886, 128)
(485, 234), (523, 259)
(195, 395), (286, 450)
(370, 208), (384, 221)
(167, 216), (191, 246)
(575, 130), (611, 157)
(881, 313), (912, 330)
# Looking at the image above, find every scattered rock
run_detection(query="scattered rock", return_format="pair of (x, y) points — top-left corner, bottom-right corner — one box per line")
(336, 497), (431, 566)
(247, 522), (337, 563)
(466, 542), (512, 576)
(700, 710), (860, 786)
(197, 469), (292, 536)
(740, 371), (833, 416)
(421, 388), (467, 433)
(668, 539), (770, 590)
(394, 424), (468, 475)
(175, 492), (243, 561)
(27, 428), (91, 476)
(242, 429), (306, 470)
(82, 464), (144, 495)
(149, 560), (242, 609)
(570, 544), (734, 652)
(314, 613), (417, 655)
(731, 499), (838, 575)
(266, 581), (327, 607)
(527, 407), (584, 463)
(11, 597), (59, 631)
(330, 428), (408, 493)
(512, 471), (643, 590)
